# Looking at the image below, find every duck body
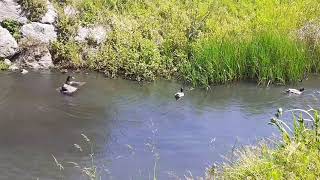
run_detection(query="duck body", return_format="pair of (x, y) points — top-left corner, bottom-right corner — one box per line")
(59, 84), (78, 95)
(174, 88), (185, 100)
(65, 75), (86, 87)
(21, 69), (28, 74)
(286, 88), (304, 95)
(67, 81), (86, 87)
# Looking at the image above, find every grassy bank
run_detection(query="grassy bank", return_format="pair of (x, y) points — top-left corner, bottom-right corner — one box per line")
(46, 0), (320, 86)
(213, 108), (320, 179)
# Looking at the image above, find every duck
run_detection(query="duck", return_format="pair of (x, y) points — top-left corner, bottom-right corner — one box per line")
(65, 75), (86, 87)
(59, 83), (78, 95)
(174, 87), (184, 100)
(20, 69), (28, 74)
(285, 88), (304, 95)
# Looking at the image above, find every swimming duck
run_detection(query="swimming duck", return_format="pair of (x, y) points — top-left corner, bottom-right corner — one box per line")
(59, 83), (78, 95)
(20, 69), (28, 74)
(286, 88), (304, 95)
(174, 87), (184, 100)
(65, 75), (86, 87)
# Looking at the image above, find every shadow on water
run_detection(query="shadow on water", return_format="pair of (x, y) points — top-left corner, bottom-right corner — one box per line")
(0, 71), (320, 179)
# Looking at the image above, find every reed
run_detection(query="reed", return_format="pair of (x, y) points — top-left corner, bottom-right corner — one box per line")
(50, 0), (320, 86)
(183, 32), (312, 87)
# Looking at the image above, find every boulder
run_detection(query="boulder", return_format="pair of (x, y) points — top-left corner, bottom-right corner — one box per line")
(21, 22), (57, 44)
(64, 6), (78, 17)
(16, 38), (53, 69)
(40, 1), (57, 24)
(297, 22), (320, 45)
(8, 63), (19, 71)
(0, 0), (28, 24)
(4, 58), (12, 66)
(0, 26), (18, 57)
(75, 25), (108, 45)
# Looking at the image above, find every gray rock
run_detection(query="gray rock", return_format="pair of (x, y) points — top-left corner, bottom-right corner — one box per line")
(0, 0), (28, 24)
(8, 63), (18, 71)
(21, 22), (57, 44)
(0, 26), (18, 57)
(16, 38), (53, 69)
(75, 25), (108, 45)
(297, 22), (320, 45)
(40, 1), (57, 24)
(64, 5), (78, 17)
(4, 58), (12, 65)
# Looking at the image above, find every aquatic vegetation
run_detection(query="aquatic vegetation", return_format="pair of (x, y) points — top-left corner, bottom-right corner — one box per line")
(0, 60), (9, 71)
(214, 108), (320, 179)
(183, 33), (311, 87)
(50, 0), (320, 86)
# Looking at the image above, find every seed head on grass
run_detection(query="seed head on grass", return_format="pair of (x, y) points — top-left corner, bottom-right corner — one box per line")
(52, 154), (64, 171)
(81, 133), (90, 142)
(74, 144), (83, 152)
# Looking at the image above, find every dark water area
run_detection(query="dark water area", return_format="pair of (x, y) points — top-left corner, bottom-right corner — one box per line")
(0, 71), (320, 179)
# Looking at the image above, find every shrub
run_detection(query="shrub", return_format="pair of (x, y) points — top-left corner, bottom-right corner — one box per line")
(19, 0), (47, 21)
(216, 108), (320, 179)
(0, 19), (22, 40)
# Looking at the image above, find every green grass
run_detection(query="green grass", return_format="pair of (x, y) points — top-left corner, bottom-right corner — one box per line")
(0, 59), (9, 71)
(49, 0), (320, 86)
(213, 108), (320, 179)
(183, 32), (312, 87)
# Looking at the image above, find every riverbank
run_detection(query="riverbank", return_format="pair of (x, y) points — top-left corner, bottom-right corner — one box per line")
(1, 0), (320, 87)
(213, 108), (320, 179)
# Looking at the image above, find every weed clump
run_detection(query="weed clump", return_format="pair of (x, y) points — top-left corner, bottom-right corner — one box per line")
(215, 108), (320, 179)
(19, 0), (47, 21)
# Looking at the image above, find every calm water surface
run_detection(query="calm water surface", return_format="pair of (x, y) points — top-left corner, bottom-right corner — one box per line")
(0, 71), (320, 179)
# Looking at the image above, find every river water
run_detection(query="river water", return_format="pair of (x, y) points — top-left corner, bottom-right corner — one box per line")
(0, 71), (319, 179)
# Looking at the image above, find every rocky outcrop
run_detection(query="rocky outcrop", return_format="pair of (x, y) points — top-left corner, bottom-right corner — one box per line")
(0, 26), (18, 58)
(75, 26), (108, 45)
(15, 38), (53, 69)
(64, 5), (78, 17)
(297, 22), (320, 45)
(40, 1), (57, 24)
(0, 0), (28, 24)
(21, 22), (57, 43)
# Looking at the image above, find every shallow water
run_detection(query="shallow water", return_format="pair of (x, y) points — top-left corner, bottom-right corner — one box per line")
(0, 71), (319, 179)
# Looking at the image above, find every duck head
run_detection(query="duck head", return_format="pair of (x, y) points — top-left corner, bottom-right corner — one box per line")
(66, 75), (75, 83)
(299, 88), (305, 92)
(180, 87), (184, 92)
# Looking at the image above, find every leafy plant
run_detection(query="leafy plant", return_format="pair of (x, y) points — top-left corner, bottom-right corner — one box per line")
(19, 0), (47, 21)
(0, 19), (22, 40)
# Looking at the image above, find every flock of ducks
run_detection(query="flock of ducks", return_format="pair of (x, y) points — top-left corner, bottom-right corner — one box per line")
(57, 75), (304, 99)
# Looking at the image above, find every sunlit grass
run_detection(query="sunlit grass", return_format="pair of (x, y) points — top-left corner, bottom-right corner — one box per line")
(182, 32), (312, 87)
(214, 108), (320, 179)
(50, 0), (320, 86)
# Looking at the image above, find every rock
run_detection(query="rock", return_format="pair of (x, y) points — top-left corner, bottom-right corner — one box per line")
(74, 27), (89, 43)
(297, 22), (320, 44)
(40, 1), (57, 24)
(21, 22), (57, 44)
(64, 6), (78, 17)
(8, 63), (18, 71)
(4, 59), (12, 66)
(0, 26), (18, 58)
(16, 38), (54, 69)
(75, 25), (108, 45)
(0, 0), (28, 24)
